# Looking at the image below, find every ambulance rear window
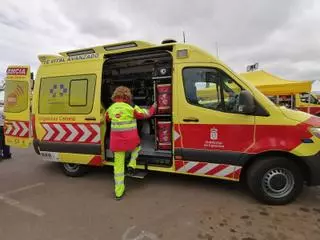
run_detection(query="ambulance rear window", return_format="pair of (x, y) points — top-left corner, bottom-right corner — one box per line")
(4, 81), (29, 113)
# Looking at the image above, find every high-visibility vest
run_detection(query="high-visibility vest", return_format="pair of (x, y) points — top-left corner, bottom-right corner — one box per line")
(106, 102), (153, 152)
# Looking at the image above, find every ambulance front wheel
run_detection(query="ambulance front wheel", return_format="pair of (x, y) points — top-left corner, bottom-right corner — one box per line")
(246, 157), (304, 205)
(60, 163), (88, 177)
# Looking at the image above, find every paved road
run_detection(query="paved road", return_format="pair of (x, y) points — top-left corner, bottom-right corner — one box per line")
(0, 148), (320, 240)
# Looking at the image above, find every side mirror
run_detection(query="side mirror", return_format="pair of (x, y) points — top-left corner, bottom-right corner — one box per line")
(238, 90), (255, 114)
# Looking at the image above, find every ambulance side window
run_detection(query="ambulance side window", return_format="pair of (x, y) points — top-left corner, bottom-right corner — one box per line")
(183, 67), (223, 111)
(300, 93), (319, 104)
(220, 72), (242, 112)
(69, 79), (88, 106)
(183, 67), (242, 113)
(39, 74), (96, 114)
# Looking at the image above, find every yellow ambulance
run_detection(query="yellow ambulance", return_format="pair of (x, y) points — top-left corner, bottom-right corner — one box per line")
(4, 40), (320, 205)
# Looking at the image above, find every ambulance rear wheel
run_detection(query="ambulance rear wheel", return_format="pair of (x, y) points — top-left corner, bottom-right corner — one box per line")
(246, 157), (303, 205)
(60, 163), (87, 177)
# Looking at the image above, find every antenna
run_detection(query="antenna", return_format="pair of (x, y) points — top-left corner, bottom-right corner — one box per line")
(215, 42), (219, 58)
(183, 31), (186, 43)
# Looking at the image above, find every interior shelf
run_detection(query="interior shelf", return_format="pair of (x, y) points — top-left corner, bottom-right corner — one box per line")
(153, 114), (171, 118)
(152, 76), (172, 80)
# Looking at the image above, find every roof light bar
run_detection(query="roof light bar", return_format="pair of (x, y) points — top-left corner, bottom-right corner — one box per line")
(67, 49), (95, 57)
(104, 42), (137, 51)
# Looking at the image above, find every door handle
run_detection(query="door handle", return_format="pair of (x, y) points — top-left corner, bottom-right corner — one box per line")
(85, 117), (96, 121)
(183, 117), (199, 122)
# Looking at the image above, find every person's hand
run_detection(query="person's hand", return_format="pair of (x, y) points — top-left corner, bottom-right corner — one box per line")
(152, 102), (157, 109)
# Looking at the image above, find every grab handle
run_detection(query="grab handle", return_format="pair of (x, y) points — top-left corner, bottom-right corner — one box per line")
(183, 117), (199, 122)
(85, 117), (96, 121)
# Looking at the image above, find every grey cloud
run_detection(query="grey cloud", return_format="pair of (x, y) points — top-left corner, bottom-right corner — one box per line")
(0, 13), (29, 30)
(267, 63), (320, 81)
(0, 2), (31, 30)
(53, 0), (304, 47)
(119, 0), (305, 47)
(0, 0), (320, 90)
(54, 0), (127, 38)
(78, 18), (123, 38)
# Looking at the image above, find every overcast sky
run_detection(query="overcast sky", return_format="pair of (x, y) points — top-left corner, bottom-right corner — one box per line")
(1, 0), (320, 90)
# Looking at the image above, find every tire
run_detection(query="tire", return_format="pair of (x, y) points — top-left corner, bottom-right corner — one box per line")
(246, 157), (303, 205)
(60, 163), (88, 177)
(33, 140), (40, 155)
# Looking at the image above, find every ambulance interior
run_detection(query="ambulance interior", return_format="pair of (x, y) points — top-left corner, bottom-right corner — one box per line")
(101, 50), (173, 167)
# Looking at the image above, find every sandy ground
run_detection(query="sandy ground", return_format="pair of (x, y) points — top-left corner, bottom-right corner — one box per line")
(0, 147), (320, 240)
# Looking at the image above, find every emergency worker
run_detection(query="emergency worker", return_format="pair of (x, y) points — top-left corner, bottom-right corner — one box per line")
(105, 86), (156, 200)
(0, 106), (11, 160)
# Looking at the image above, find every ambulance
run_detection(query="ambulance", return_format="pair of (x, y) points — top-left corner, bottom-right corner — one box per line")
(4, 40), (320, 205)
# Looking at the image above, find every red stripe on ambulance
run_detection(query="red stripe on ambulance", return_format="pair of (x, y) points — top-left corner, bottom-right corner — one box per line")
(206, 164), (229, 176)
(175, 160), (242, 180)
(88, 155), (103, 166)
(188, 162), (207, 174)
(5, 121), (29, 138)
(41, 123), (100, 144)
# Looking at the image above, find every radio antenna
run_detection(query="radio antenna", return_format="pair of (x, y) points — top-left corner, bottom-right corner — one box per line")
(183, 31), (186, 43)
(216, 42), (219, 58)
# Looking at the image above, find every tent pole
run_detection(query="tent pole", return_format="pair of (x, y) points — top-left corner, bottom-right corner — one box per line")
(308, 93), (311, 113)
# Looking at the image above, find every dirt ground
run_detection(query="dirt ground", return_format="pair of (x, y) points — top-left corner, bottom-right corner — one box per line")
(0, 147), (320, 240)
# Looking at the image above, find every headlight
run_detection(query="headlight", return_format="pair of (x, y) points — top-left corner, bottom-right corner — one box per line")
(309, 127), (320, 138)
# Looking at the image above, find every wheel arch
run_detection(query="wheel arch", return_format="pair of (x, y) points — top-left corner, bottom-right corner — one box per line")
(240, 151), (310, 184)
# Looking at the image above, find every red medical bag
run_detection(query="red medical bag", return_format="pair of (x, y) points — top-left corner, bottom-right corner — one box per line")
(156, 120), (171, 150)
(156, 84), (171, 114)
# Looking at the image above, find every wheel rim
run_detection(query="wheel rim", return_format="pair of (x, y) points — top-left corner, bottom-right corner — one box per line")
(64, 163), (80, 173)
(262, 168), (295, 199)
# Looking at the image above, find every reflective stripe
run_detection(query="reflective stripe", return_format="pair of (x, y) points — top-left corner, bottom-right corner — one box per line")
(111, 125), (136, 130)
(111, 120), (136, 126)
(115, 180), (124, 185)
(114, 173), (124, 177)
(111, 126), (137, 132)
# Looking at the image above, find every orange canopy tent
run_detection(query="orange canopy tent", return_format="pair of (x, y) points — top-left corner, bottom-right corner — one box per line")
(240, 70), (312, 95)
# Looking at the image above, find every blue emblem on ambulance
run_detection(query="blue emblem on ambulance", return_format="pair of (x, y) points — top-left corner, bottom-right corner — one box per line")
(50, 84), (68, 97)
